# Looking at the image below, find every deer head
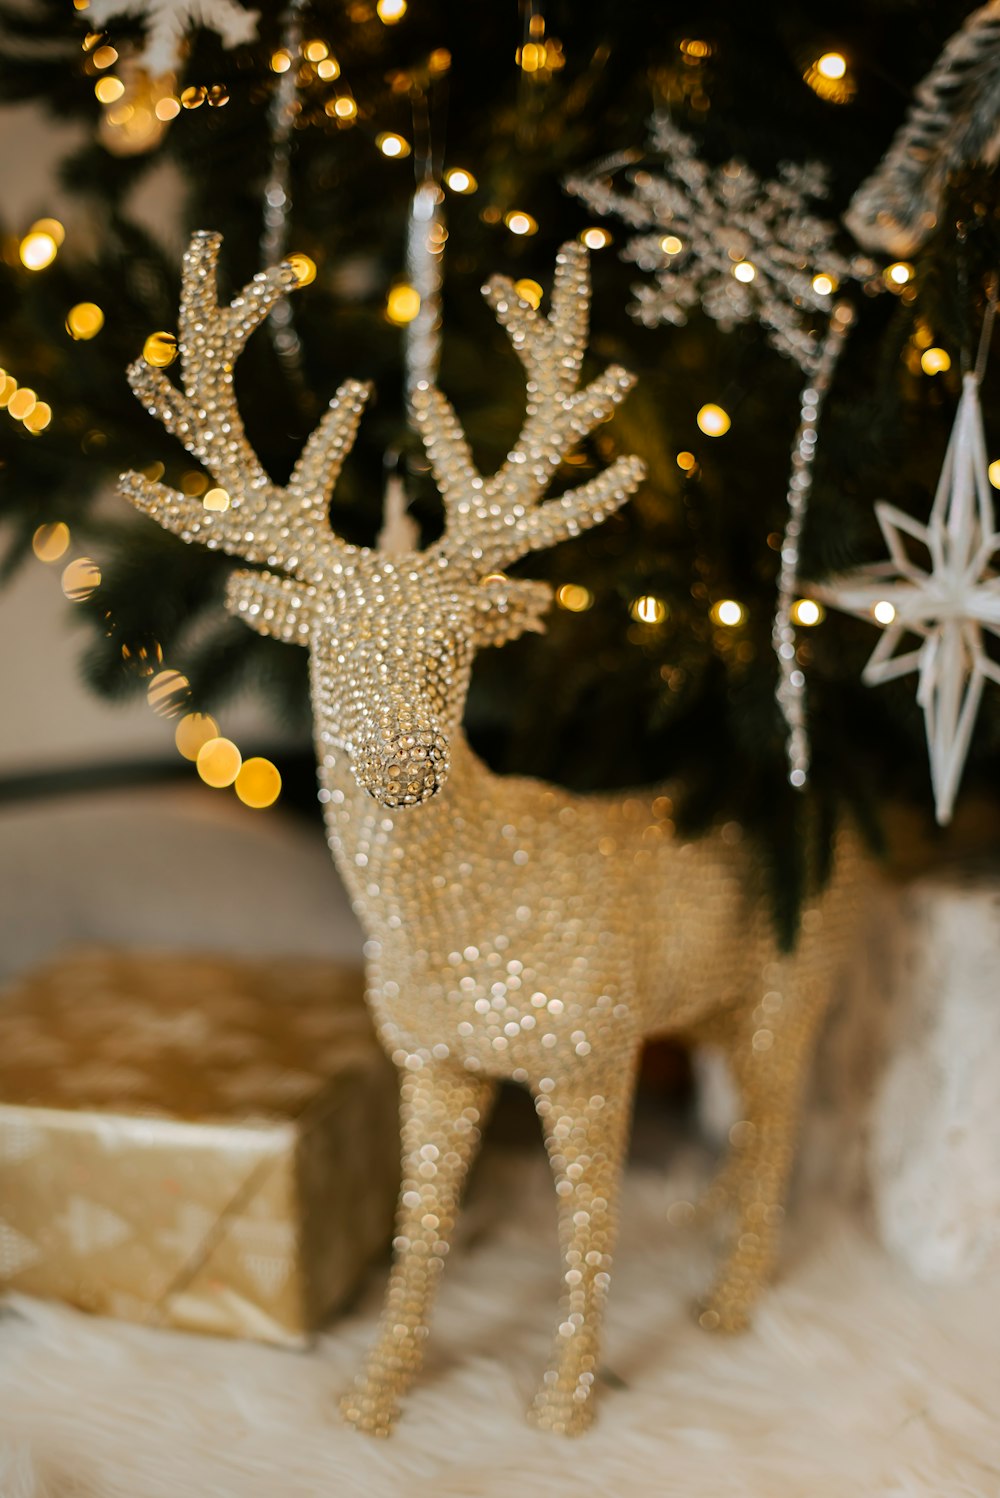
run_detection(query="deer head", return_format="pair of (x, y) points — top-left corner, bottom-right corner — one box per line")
(120, 231), (645, 808)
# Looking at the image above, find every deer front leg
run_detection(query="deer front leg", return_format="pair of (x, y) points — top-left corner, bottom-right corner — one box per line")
(341, 1065), (495, 1436)
(698, 979), (827, 1334)
(529, 1055), (637, 1435)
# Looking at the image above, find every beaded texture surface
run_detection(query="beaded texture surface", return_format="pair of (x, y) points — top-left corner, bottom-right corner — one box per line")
(121, 231), (864, 1436)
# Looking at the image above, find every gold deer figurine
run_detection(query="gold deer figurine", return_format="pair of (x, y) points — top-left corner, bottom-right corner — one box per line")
(121, 232), (863, 1436)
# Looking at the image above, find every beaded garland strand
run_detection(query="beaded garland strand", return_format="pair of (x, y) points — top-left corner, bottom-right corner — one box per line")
(120, 231), (865, 1435)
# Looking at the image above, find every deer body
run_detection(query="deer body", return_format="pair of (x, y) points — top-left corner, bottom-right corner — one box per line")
(123, 232), (864, 1437)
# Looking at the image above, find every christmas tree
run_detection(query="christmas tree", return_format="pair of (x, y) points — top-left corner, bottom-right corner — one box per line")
(2, 0), (1000, 940)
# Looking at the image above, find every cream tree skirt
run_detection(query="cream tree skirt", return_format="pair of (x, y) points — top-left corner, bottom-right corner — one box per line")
(1, 1138), (998, 1498)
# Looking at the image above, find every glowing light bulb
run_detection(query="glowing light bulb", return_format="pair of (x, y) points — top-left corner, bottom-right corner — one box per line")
(660, 235), (683, 254)
(507, 280), (541, 312)
(817, 52), (847, 79)
(697, 403), (730, 437)
(143, 331), (178, 368)
(32, 523), (70, 562)
(92, 44), (117, 67)
(377, 132), (410, 158)
(812, 273), (836, 296)
(712, 599), (744, 627)
(304, 39), (329, 61)
(7, 388), (36, 421)
(873, 600), (896, 625)
(377, 0), (407, 21)
(581, 227), (611, 250)
(885, 261), (914, 287)
(732, 260), (756, 283)
(66, 302), (104, 340)
(235, 757), (282, 808)
(630, 595), (667, 625)
(330, 94), (357, 119)
(555, 583), (594, 613)
(175, 712), (220, 761)
(287, 253), (317, 286)
(791, 598), (824, 626)
(196, 737), (242, 788)
(386, 283), (421, 324)
(920, 347), (951, 375)
(676, 451), (696, 471)
(203, 487), (230, 512)
(61, 557), (101, 601)
(445, 168), (477, 194)
(94, 75), (125, 103)
(271, 49), (292, 72)
(147, 669), (190, 717)
(989, 460), (1000, 490)
(155, 96), (181, 120)
(23, 401), (52, 433)
(505, 211), (538, 236)
(317, 57), (340, 79)
(19, 232), (58, 271)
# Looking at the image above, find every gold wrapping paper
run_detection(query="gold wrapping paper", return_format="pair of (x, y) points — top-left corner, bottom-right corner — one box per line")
(0, 950), (399, 1345)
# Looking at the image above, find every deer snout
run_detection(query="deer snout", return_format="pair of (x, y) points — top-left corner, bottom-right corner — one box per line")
(353, 728), (450, 808)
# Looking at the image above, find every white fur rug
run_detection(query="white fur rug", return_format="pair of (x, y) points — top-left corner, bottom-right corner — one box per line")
(2, 1140), (998, 1498)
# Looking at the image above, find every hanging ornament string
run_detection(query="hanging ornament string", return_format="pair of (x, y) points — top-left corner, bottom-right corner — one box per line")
(773, 300), (854, 788)
(260, 0), (307, 377)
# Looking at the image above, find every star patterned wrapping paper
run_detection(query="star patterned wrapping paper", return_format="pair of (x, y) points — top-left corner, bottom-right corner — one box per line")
(0, 950), (399, 1345)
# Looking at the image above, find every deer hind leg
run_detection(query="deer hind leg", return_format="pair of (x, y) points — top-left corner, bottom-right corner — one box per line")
(341, 1065), (495, 1436)
(698, 973), (827, 1335)
(528, 1054), (638, 1435)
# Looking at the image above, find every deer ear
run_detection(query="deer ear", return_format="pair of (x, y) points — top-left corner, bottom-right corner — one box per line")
(225, 568), (318, 645)
(474, 575), (553, 647)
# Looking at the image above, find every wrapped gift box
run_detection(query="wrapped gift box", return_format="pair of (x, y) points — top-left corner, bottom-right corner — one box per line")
(0, 950), (399, 1345)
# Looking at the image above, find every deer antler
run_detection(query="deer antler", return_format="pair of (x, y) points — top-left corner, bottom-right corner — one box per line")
(120, 231), (369, 580)
(412, 241), (645, 572)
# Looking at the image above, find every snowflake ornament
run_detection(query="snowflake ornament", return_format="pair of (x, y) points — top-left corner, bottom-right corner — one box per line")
(85, 0), (259, 77)
(814, 373), (1000, 824)
(566, 116), (875, 371)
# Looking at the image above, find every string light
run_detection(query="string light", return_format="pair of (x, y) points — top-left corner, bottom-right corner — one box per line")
(732, 260), (756, 283)
(142, 331), (178, 367)
(555, 583), (594, 612)
(203, 486), (230, 512)
(376, 0), (407, 21)
(445, 168), (477, 194)
(386, 283), (421, 324)
(791, 598), (824, 626)
(377, 132), (411, 158)
(316, 57), (340, 80)
(23, 401), (52, 433)
(920, 347), (951, 375)
(803, 52), (854, 103)
(287, 253), (317, 286)
(155, 96), (181, 121)
(197, 737), (242, 788)
(175, 712), (219, 761)
(514, 278), (543, 309)
(61, 557), (101, 601)
(7, 388), (36, 421)
(32, 523), (70, 562)
(66, 302), (104, 339)
(630, 595), (667, 624)
(270, 49), (292, 72)
(697, 403), (731, 436)
(505, 210), (538, 236)
(873, 600), (896, 624)
(19, 223), (62, 270)
(884, 261), (914, 288)
(988, 459), (1000, 490)
(94, 76), (125, 103)
(92, 43), (117, 68)
(235, 757), (282, 808)
(181, 85), (207, 109)
(676, 451), (696, 471)
(303, 39), (329, 61)
(580, 227), (612, 250)
(147, 669), (190, 717)
(811, 273), (837, 295)
(328, 94), (357, 120)
(660, 235), (683, 255)
(711, 599), (745, 626)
